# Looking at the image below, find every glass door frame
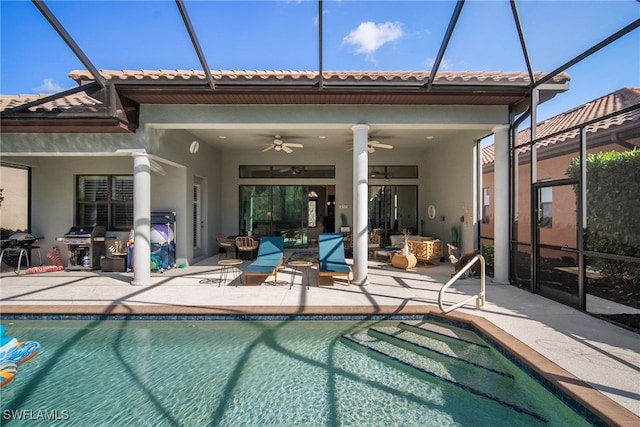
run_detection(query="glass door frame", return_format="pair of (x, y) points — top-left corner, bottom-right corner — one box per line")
(531, 177), (586, 310)
(368, 185), (418, 246)
(239, 185), (310, 248)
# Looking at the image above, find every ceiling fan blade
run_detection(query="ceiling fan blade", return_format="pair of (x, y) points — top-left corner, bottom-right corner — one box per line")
(262, 145), (274, 152)
(373, 143), (393, 149)
(282, 145), (293, 153)
(283, 143), (303, 148)
(368, 146), (375, 153)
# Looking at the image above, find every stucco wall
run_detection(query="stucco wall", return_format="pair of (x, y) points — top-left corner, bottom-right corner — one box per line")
(152, 128), (222, 262)
(422, 135), (478, 253)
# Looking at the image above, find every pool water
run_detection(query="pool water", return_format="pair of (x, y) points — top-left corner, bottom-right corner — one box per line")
(1, 319), (591, 426)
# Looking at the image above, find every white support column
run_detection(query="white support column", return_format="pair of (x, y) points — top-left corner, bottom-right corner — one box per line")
(352, 124), (370, 285)
(131, 152), (152, 285)
(493, 125), (510, 284)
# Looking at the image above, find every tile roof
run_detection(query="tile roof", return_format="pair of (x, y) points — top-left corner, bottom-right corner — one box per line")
(0, 86), (133, 133)
(66, 69), (570, 86)
(481, 143), (496, 166)
(482, 87), (640, 165)
(0, 92), (108, 114)
(0, 70), (570, 133)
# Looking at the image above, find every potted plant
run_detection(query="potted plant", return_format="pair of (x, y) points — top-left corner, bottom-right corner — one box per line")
(339, 213), (350, 233)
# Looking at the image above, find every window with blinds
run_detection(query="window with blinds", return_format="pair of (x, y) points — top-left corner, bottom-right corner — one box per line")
(76, 175), (133, 230)
(192, 184), (200, 248)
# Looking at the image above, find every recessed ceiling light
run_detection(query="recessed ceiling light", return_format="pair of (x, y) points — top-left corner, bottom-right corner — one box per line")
(318, 135), (326, 139)
(219, 135), (227, 139)
(425, 136), (434, 140)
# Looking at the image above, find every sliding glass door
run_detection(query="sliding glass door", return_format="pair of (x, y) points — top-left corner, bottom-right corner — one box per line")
(368, 185), (418, 246)
(239, 186), (308, 248)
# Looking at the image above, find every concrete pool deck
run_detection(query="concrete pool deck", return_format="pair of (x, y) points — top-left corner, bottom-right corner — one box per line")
(1, 256), (639, 425)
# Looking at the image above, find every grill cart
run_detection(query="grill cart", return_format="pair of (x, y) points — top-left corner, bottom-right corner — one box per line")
(0, 232), (41, 274)
(61, 226), (106, 271)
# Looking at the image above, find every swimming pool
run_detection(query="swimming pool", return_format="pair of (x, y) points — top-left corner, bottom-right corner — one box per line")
(1, 318), (593, 426)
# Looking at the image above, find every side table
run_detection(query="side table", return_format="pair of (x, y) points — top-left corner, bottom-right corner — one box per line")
(391, 253), (417, 270)
(287, 260), (312, 289)
(217, 259), (243, 286)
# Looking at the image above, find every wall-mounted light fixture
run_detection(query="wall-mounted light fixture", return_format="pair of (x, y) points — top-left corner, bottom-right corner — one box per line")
(189, 140), (200, 154)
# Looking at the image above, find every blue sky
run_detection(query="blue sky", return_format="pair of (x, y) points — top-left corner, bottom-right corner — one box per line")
(1, 0), (638, 120)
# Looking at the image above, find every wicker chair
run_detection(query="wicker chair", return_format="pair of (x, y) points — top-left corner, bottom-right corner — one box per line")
(216, 233), (236, 259)
(235, 236), (259, 260)
(368, 230), (382, 257)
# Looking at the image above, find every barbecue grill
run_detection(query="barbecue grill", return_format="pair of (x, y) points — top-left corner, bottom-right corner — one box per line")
(0, 232), (41, 274)
(62, 226), (106, 271)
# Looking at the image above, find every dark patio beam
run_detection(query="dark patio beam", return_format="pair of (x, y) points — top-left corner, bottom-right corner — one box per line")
(426, 0), (465, 91)
(176, 0), (216, 90)
(535, 18), (640, 88)
(510, 0), (535, 85)
(318, 0), (324, 90)
(32, 0), (106, 88)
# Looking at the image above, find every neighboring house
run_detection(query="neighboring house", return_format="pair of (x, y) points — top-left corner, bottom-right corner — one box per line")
(481, 87), (640, 250)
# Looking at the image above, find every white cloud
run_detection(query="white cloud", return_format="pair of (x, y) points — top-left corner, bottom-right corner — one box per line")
(426, 57), (455, 71)
(32, 78), (63, 94)
(343, 21), (403, 61)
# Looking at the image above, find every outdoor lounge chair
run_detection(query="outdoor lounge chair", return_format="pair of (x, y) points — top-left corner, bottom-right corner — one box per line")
(318, 233), (351, 285)
(243, 236), (285, 285)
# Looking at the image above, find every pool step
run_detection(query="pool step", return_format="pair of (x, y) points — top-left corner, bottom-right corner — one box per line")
(341, 324), (548, 424)
(395, 321), (507, 372)
(398, 320), (490, 349)
(368, 326), (513, 379)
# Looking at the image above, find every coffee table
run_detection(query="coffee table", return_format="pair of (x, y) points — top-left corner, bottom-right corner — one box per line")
(373, 249), (395, 262)
(287, 260), (312, 289)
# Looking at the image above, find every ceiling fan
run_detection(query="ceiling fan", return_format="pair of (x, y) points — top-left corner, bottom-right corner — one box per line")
(367, 140), (393, 153)
(279, 166), (303, 174)
(348, 140), (393, 153)
(262, 136), (303, 154)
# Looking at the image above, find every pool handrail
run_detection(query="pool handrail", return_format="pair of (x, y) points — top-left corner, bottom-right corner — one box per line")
(438, 254), (486, 313)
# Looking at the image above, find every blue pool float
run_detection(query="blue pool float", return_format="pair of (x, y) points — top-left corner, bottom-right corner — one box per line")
(0, 361), (18, 386)
(0, 325), (18, 363)
(8, 341), (41, 365)
(0, 325), (40, 387)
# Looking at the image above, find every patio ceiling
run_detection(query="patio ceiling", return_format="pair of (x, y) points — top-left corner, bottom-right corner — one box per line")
(185, 126), (477, 152)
